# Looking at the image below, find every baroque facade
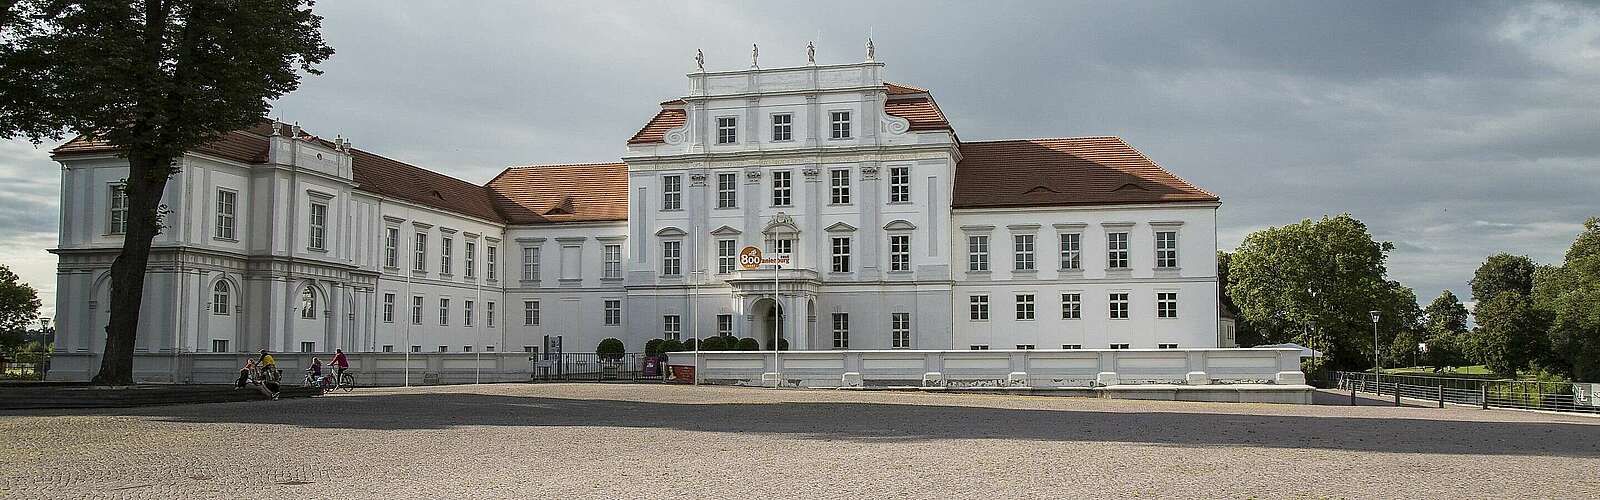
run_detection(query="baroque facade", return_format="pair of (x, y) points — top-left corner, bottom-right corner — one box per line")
(48, 54), (1227, 366)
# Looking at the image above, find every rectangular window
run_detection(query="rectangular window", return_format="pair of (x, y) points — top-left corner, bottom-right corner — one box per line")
(1016, 344), (1036, 350)
(309, 202), (327, 250)
(438, 346), (448, 353)
(663, 315), (681, 340)
(1107, 232), (1129, 269)
(768, 238), (793, 255)
(830, 169), (851, 204)
(301, 342), (315, 353)
(1014, 234), (1036, 271)
(486, 301), (496, 328)
(440, 237), (453, 275)
(1110, 343), (1130, 349)
(661, 240), (681, 276)
(968, 235), (989, 272)
(108, 184), (128, 235)
(486, 346), (495, 352)
(1061, 293), (1082, 320)
(439, 298), (450, 326)
(1155, 231), (1178, 269)
(970, 345), (990, 350)
(460, 300), (473, 327)
(1109, 292), (1130, 320)
(524, 300), (540, 326)
(662, 175), (682, 210)
(831, 236), (851, 273)
(1060, 233), (1081, 270)
(211, 339), (229, 353)
(832, 313), (850, 349)
(891, 312), (911, 348)
(414, 232), (428, 272)
(969, 296), (989, 321)
(717, 239), (737, 274)
(522, 346), (535, 353)
(522, 246), (539, 281)
(382, 345), (394, 353)
(1158, 343), (1179, 349)
(1157, 292), (1178, 318)
(717, 314), (734, 337)
(412, 345), (421, 353)
(411, 296), (423, 325)
(465, 241), (476, 279)
(212, 283), (231, 315)
(830, 111), (852, 139)
(215, 189), (236, 240)
(771, 113), (792, 141)
(1062, 344), (1083, 349)
(717, 172), (738, 208)
(889, 166), (910, 203)
(384, 227), (400, 268)
(463, 346), (473, 353)
(716, 116), (737, 144)
(603, 244), (622, 279)
(1016, 294), (1035, 320)
(382, 293), (395, 323)
(604, 300), (622, 326)
(771, 170), (792, 206)
(487, 246), (497, 280)
(889, 235), (910, 272)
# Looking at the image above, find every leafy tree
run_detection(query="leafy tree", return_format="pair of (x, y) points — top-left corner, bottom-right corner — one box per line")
(0, 264), (41, 337)
(1227, 214), (1419, 370)
(1470, 253), (1537, 303)
(1, 1), (333, 384)
(1467, 291), (1546, 377)
(1217, 251), (1262, 346)
(1420, 290), (1470, 370)
(595, 337), (625, 361)
(1533, 217), (1600, 381)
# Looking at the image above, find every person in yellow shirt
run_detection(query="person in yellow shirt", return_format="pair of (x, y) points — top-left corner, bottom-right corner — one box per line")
(257, 349), (278, 382)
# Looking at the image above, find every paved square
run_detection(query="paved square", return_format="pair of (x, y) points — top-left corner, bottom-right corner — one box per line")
(4, 383), (1599, 499)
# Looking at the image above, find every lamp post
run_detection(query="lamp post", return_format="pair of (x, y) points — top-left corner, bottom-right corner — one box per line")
(1370, 310), (1381, 374)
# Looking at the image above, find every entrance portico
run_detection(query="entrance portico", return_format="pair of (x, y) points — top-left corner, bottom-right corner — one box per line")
(727, 268), (819, 350)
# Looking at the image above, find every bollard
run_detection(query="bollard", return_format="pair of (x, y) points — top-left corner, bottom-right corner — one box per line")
(1480, 385), (1489, 409)
(1350, 384), (1357, 406)
(1395, 386), (1401, 406)
(1438, 385), (1445, 408)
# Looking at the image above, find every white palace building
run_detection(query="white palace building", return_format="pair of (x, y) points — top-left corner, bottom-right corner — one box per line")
(46, 49), (1253, 385)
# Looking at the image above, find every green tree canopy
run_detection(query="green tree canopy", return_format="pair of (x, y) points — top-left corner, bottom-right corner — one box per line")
(1226, 214), (1419, 370)
(1533, 217), (1600, 381)
(1418, 290), (1470, 370)
(1470, 253), (1537, 303)
(2, 1), (332, 384)
(1468, 291), (1546, 377)
(0, 264), (41, 335)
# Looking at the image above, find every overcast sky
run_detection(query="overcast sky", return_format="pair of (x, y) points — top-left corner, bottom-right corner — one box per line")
(3, 0), (1598, 319)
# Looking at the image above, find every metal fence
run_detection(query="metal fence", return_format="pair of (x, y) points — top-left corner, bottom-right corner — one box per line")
(530, 353), (662, 382)
(1331, 371), (1600, 414)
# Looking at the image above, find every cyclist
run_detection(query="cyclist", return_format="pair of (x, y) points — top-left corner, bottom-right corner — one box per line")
(330, 348), (349, 382)
(307, 357), (325, 387)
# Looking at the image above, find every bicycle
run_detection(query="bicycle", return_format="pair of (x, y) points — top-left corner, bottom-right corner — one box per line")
(332, 369), (355, 393)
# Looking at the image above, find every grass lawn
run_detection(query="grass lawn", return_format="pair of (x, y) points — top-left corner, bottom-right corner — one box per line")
(1383, 365), (1503, 378)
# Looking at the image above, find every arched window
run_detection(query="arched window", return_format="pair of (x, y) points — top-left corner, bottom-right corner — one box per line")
(300, 286), (317, 319)
(212, 281), (231, 315)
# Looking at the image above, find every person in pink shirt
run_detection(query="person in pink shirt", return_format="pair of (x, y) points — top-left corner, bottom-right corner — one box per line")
(330, 348), (349, 379)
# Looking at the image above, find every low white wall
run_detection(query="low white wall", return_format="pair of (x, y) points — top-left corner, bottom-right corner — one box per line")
(671, 348), (1306, 388)
(46, 352), (540, 386)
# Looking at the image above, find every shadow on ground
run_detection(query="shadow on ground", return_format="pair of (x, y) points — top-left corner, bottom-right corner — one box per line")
(25, 386), (1600, 457)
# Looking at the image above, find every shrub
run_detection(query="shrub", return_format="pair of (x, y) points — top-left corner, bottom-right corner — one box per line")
(661, 339), (685, 353)
(682, 338), (698, 351)
(776, 338), (789, 351)
(644, 338), (665, 357)
(737, 337), (760, 351)
(596, 338), (625, 361)
(699, 336), (725, 351)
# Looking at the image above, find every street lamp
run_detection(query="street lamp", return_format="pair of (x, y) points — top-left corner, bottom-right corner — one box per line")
(1369, 310), (1381, 373)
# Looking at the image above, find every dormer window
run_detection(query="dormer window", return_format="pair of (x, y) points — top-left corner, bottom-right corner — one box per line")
(716, 117), (737, 144)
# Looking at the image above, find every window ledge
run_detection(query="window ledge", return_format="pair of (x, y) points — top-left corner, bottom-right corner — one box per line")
(1012, 269), (1038, 274)
(306, 247), (328, 253)
(213, 237), (238, 243)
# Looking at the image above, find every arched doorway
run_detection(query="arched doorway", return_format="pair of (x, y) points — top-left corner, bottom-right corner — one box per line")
(752, 297), (784, 350)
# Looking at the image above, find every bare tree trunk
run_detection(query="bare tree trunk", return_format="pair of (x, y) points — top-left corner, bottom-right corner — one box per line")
(92, 152), (171, 385)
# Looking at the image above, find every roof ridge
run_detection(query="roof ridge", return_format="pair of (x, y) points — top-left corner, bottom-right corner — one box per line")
(963, 136), (1125, 144)
(348, 147), (490, 188)
(485, 161), (625, 190)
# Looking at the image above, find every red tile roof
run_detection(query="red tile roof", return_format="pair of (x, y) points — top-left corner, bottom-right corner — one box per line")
(884, 81), (928, 95)
(627, 107), (687, 145)
(953, 137), (1218, 209)
(486, 163), (629, 224)
(53, 123), (505, 222)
